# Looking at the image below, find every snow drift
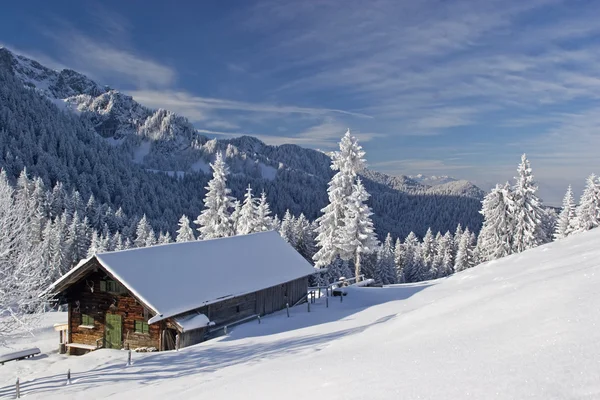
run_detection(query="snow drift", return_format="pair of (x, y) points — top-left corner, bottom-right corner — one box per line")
(2, 228), (600, 399)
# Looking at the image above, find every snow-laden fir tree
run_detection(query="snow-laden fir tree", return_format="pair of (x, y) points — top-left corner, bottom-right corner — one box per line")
(476, 183), (515, 262)
(453, 224), (463, 256)
(420, 228), (436, 278)
(401, 232), (422, 282)
(394, 237), (404, 283)
(0, 170), (49, 343)
(554, 186), (577, 240)
(237, 185), (259, 235)
(195, 152), (235, 239)
(455, 228), (475, 272)
(573, 174), (600, 233)
(87, 231), (103, 257)
(176, 215), (195, 242)
(279, 210), (296, 245)
(313, 130), (366, 268)
(134, 214), (154, 248)
(293, 214), (315, 262)
(511, 154), (548, 253)
(437, 231), (455, 278)
(158, 231), (172, 244)
(230, 200), (241, 234)
(41, 219), (65, 282)
(376, 233), (397, 285)
(340, 178), (379, 280)
(66, 211), (90, 266)
(255, 191), (274, 231)
(112, 231), (125, 251)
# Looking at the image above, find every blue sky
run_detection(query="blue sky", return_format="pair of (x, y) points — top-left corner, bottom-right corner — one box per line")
(2, 0), (600, 204)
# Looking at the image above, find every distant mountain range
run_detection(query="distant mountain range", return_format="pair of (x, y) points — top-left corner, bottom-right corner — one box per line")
(0, 47), (484, 239)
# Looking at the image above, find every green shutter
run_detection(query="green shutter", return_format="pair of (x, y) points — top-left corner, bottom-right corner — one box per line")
(82, 314), (94, 326)
(100, 281), (107, 292)
(135, 321), (149, 334)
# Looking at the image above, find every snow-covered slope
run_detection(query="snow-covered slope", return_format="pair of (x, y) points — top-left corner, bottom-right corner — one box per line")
(2, 229), (599, 399)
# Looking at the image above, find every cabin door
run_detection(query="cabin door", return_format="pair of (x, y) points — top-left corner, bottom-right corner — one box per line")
(162, 329), (177, 351)
(105, 314), (122, 349)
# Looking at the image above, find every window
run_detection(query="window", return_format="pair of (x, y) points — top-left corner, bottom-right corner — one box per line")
(81, 314), (94, 327)
(100, 280), (127, 294)
(134, 320), (149, 334)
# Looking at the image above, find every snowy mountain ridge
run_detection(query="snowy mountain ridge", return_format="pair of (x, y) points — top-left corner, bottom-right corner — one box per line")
(0, 47), (482, 198)
(0, 46), (485, 238)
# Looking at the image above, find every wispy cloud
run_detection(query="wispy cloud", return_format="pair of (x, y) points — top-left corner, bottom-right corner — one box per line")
(129, 90), (371, 118)
(46, 32), (176, 88)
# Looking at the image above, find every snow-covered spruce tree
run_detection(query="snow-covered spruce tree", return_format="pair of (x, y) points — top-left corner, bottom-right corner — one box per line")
(66, 211), (90, 267)
(0, 170), (48, 343)
(279, 210), (296, 245)
(394, 237), (405, 283)
(455, 228), (475, 272)
(237, 185), (259, 235)
(313, 130), (366, 268)
(436, 231), (454, 278)
(340, 178), (379, 280)
(402, 232), (423, 282)
(421, 228), (436, 279)
(158, 231), (173, 244)
(376, 233), (396, 285)
(176, 215), (195, 242)
(453, 224), (463, 258)
(476, 183), (515, 262)
(195, 152), (235, 240)
(255, 191), (274, 231)
(573, 174), (600, 233)
(511, 154), (548, 253)
(134, 214), (154, 248)
(41, 219), (65, 283)
(293, 214), (316, 262)
(430, 232), (453, 279)
(231, 200), (241, 235)
(87, 231), (102, 257)
(112, 231), (125, 251)
(554, 186), (577, 240)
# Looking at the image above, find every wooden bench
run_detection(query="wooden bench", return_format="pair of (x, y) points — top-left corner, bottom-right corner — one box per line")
(0, 347), (41, 365)
(65, 338), (103, 353)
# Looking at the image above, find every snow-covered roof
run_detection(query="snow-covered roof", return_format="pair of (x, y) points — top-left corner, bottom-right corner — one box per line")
(171, 313), (210, 332)
(45, 231), (315, 323)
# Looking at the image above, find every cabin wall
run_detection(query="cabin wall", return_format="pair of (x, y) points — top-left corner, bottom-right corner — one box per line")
(208, 292), (257, 326)
(255, 277), (308, 316)
(65, 267), (160, 353)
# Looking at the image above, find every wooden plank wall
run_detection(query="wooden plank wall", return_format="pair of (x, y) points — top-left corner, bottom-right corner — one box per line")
(66, 265), (160, 352)
(208, 292), (257, 326)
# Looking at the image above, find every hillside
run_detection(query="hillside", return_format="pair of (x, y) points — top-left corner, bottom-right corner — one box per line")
(1, 228), (598, 399)
(0, 46), (484, 238)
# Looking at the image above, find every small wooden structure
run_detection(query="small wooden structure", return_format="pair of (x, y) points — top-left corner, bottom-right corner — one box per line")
(53, 322), (68, 354)
(43, 231), (314, 354)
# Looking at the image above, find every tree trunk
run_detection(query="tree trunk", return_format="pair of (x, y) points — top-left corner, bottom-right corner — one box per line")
(355, 251), (361, 282)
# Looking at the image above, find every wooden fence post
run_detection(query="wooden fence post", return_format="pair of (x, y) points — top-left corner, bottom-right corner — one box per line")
(127, 349), (132, 366)
(175, 334), (180, 351)
(307, 301), (311, 312)
(326, 296), (329, 308)
(15, 378), (20, 398)
(340, 293), (343, 303)
(67, 369), (71, 385)
(257, 316), (261, 324)
(224, 325), (228, 335)
(286, 303), (290, 318)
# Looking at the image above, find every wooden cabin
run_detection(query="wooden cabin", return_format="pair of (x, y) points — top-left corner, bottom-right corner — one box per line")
(43, 231), (315, 355)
